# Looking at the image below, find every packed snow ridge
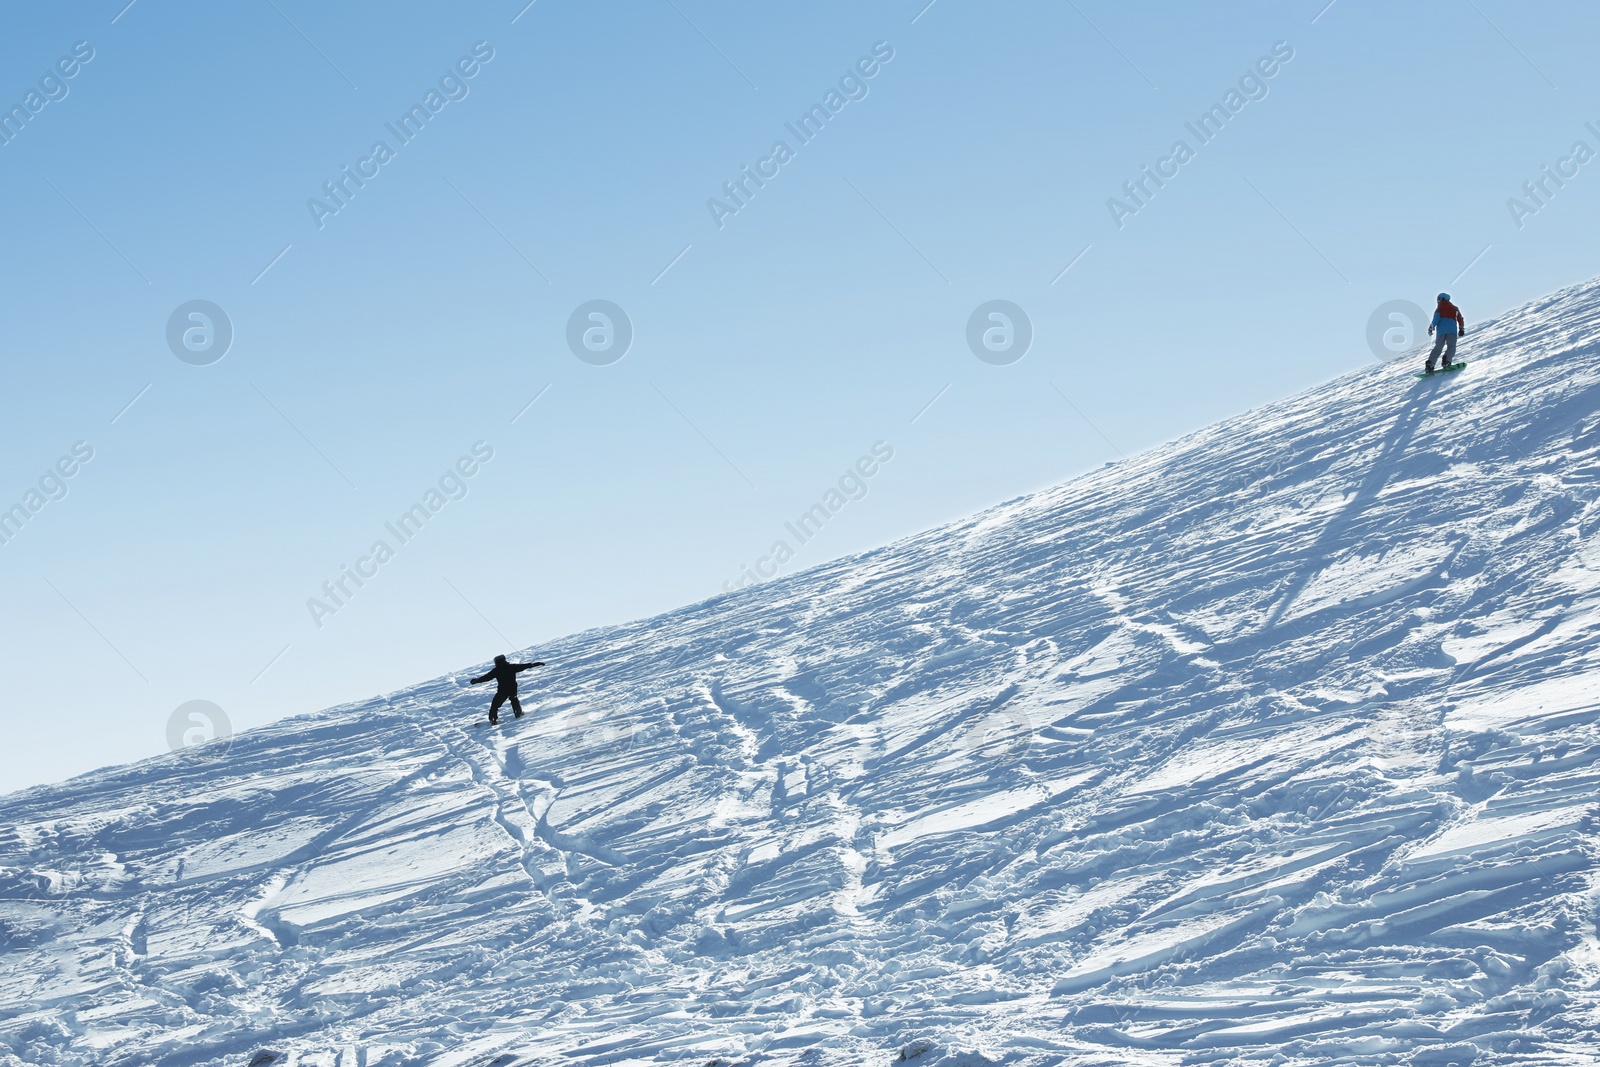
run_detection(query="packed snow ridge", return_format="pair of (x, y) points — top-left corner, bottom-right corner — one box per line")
(8, 280), (1600, 1067)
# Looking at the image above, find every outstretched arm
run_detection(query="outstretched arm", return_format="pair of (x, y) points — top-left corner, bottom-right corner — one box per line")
(469, 670), (491, 684)
(515, 661), (545, 672)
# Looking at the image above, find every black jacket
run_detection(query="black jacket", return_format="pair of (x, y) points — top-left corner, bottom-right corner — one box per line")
(470, 660), (542, 693)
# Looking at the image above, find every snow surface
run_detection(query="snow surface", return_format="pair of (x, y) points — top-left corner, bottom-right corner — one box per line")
(8, 280), (1600, 1065)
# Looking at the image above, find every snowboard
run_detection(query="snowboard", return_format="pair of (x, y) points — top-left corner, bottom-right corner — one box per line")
(473, 715), (525, 729)
(1415, 361), (1467, 380)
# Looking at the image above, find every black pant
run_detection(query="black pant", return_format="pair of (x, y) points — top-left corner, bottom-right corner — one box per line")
(489, 690), (522, 721)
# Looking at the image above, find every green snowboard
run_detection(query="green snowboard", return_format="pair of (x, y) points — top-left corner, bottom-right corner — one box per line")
(1415, 361), (1467, 380)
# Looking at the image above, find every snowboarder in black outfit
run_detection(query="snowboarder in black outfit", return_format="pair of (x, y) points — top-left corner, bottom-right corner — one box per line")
(1424, 292), (1466, 373)
(470, 654), (544, 724)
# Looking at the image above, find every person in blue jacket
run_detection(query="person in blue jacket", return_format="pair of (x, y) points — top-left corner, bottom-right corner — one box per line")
(1425, 292), (1466, 373)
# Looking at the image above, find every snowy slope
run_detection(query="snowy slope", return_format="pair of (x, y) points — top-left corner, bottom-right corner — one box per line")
(8, 280), (1600, 1067)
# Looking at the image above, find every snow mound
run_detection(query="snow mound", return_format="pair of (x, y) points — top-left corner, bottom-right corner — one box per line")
(9, 278), (1600, 1064)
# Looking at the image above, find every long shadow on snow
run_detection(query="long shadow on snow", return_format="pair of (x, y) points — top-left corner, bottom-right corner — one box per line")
(1259, 383), (1443, 634)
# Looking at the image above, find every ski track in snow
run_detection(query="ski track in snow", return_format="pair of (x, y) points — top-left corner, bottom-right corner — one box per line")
(9, 282), (1600, 1064)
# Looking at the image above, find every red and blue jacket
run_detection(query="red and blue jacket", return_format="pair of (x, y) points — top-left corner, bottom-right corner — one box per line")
(1431, 300), (1465, 336)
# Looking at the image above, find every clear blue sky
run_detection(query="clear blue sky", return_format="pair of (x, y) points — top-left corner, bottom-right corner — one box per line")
(3, 0), (1596, 792)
